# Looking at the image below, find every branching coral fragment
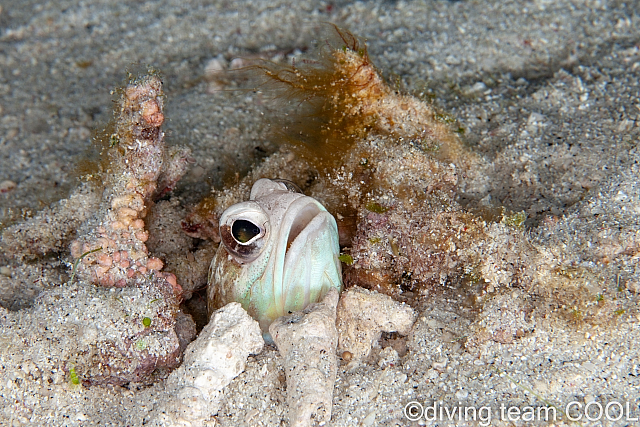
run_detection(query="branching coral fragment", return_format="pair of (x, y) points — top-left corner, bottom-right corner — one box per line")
(69, 74), (179, 293)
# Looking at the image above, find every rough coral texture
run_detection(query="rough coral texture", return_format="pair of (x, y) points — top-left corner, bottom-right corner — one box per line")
(69, 75), (179, 291)
(146, 199), (215, 300)
(0, 74), (197, 389)
(269, 288), (339, 427)
(325, 130), (626, 331)
(335, 139), (489, 298)
(149, 302), (263, 427)
(335, 286), (416, 369)
(65, 75), (195, 384)
(1, 279), (185, 389)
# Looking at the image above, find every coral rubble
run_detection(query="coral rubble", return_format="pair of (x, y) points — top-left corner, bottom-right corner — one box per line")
(336, 286), (416, 368)
(69, 75), (179, 292)
(150, 302), (263, 426)
(270, 288), (340, 427)
(0, 73), (197, 388)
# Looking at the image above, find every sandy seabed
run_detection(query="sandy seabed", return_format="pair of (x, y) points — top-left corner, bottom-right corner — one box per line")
(0, 1), (639, 426)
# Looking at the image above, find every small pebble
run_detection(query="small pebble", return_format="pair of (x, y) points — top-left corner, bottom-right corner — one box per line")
(245, 409), (259, 422)
(0, 180), (17, 193)
(204, 57), (225, 75)
(111, 195), (133, 209)
(135, 230), (149, 242)
(96, 253), (113, 267)
(147, 257), (163, 271)
(165, 273), (177, 287)
(70, 240), (83, 258)
(432, 358), (448, 370)
(96, 237), (110, 250)
(94, 265), (109, 278)
(111, 220), (126, 230)
(362, 411), (376, 426)
(455, 389), (468, 400)
(118, 207), (137, 220)
(140, 99), (159, 117)
(131, 219), (145, 230)
(229, 57), (247, 69)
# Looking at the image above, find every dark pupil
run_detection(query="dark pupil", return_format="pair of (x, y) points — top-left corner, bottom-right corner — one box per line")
(232, 220), (261, 243)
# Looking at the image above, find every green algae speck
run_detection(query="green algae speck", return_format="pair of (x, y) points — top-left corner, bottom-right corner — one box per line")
(69, 367), (80, 385)
(365, 202), (388, 214)
(338, 254), (354, 265)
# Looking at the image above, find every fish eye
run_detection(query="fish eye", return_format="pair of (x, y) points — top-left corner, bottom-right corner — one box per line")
(218, 201), (269, 263)
(232, 219), (261, 243)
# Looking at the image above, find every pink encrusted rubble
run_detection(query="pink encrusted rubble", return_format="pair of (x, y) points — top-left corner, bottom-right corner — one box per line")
(15, 74), (200, 387)
(69, 75), (180, 294)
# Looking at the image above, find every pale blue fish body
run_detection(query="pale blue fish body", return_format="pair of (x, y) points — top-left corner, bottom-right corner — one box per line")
(208, 178), (342, 342)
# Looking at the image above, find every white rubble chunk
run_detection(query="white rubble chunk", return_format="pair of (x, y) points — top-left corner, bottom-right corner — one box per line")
(151, 302), (264, 427)
(336, 286), (416, 368)
(269, 288), (340, 427)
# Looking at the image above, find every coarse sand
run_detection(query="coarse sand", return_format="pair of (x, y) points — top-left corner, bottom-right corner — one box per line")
(1, 1), (639, 426)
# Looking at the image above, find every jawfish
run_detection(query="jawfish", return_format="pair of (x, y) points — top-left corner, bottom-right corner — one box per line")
(208, 178), (342, 342)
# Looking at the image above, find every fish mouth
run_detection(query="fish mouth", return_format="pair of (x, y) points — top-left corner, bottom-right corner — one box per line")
(271, 195), (340, 318)
(285, 202), (324, 254)
(279, 198), (338, 309)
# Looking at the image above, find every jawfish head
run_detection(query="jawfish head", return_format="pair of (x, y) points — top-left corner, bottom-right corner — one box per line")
(208, 178), (342, 342)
